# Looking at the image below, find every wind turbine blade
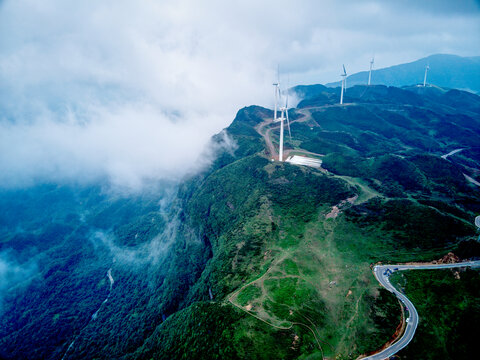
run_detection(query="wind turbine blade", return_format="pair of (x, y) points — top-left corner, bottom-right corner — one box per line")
(343, 64), (346, 75)
(286, 108), (292, 141)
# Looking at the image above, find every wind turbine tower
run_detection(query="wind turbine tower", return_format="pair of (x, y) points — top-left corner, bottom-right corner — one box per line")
(423, 64), (429, 87)
(278, 107), (285, 161)
(340, 65), (347, 105)
(272, 81), (284, 161)
(277, 103), (292, 161)
(368, 57), (374, 86)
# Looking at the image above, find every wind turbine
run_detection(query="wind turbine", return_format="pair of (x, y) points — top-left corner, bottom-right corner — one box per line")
(272, 75), (284, 161)
(423, 64), (429, 87)
(368, 57), (374, 85)
(272, 82), (292, 162)
(277, 100), (293, 161)
(275, 93), (292, 162)
(340, 64), (347, 105)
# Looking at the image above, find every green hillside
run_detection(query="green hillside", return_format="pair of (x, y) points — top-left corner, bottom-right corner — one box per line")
(1, 84), (480, 359)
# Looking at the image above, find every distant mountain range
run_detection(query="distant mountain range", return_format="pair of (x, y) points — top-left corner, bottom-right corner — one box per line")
(326, 54), (480, 94)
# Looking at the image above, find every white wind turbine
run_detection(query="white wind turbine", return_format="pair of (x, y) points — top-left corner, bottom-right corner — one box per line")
(272, 80), (292, 162)
(272, 79), (283, 161)
(340, 64), (347, 104)
(278, 104), (285, 162)
(423, 64), (429, 87)
(368, 57), (374, 85)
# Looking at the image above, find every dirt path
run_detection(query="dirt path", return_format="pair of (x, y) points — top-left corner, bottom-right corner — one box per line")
(342, 291), (365, 339)
(254, 108), (325, 161)
(62, 268), (115, 360)
(325, 195), (358, 219)
(464, 174), (480, 187)
(255, 119), (277, 159)
(264, 127), (277, 160)
(437, 148), (480, 187)
(294, 108), (320, 127)
(228, 252), (325, 355)
(228, 252), (291, 329)
(441, 148), (464, 160)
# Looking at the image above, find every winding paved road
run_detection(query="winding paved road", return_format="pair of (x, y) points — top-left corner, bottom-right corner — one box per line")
(362, 260), (480, 360)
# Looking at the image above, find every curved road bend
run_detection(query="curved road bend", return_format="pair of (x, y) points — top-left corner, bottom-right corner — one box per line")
(362, 261), (480, 360)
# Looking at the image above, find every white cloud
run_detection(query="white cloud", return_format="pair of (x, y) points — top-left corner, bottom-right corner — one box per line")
(0, 0), (479, 191)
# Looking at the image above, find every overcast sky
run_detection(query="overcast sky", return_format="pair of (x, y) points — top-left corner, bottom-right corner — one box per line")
(0, 0), (479, 191)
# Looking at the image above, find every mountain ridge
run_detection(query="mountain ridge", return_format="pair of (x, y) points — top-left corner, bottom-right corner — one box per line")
(325, 54), (480, 94)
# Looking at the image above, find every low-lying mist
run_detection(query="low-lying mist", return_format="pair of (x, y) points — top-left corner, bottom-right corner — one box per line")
(0, 250), (38, 311)
(0, 105), (238, 193)
(0, 0), (272, 193)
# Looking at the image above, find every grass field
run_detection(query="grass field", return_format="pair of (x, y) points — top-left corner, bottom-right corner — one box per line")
(229, 184), (400, 359)
(334, 176), (383, 204)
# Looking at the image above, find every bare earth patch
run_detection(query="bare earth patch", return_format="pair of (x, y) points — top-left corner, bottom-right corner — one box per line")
(326, 206), (340, 219)
(326, 195), (358, 219)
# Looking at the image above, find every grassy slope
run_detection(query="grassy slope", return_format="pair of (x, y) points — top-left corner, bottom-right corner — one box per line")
(133, 154), (401, 360)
